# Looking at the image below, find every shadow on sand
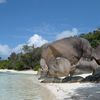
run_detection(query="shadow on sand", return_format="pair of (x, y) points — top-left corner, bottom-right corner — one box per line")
(64, 83), (100, 100)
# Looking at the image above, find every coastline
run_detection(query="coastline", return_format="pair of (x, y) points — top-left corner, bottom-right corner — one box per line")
(1, 69), (100, 100)
(0, 69), (56, 100)
(0, 69), (37, 75)
(44, 73), (100, 100)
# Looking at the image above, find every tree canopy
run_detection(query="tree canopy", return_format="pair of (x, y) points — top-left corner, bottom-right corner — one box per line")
(80, 28), (100, 48)
(0, 45), (42, 71)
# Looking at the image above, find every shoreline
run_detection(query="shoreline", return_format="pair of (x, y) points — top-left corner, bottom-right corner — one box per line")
(0, 69), (37, 75)
(0, 69), (56, 100)
(45, 73), (100, 100)
(1, 69), (100, 100)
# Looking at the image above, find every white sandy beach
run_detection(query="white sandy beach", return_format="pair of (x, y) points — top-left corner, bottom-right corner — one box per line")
(44, 73), (100, 100)
(0, 69), (37, 74)
(1, 69), (100, 100)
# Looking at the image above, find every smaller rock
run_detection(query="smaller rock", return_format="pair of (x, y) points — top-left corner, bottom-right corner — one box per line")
(62, 76), (71, 83)
(82, 75), (93, 82)
(62, 76), (84, 83)
(41, 77), (62, 83)
(82, 67), (100, 82)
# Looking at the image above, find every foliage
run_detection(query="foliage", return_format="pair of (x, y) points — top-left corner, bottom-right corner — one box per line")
(0, 60), (10, 69)
(0, 45), (42, 71)
(80, 28), (100, 48)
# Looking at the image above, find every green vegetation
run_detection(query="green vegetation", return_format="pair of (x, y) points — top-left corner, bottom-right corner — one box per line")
(0, 45), (42, 71)
(80, 28), (100, 48)
(0, 28), (100, 70)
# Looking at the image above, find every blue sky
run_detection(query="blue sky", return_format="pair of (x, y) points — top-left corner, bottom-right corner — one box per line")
(0, 0), (100, 58)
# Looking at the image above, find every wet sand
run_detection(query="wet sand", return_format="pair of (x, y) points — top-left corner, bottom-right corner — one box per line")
(0, 69), (56, 100)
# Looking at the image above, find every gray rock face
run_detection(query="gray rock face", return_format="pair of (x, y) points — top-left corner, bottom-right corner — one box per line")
(41, 37), (92, 65)
(62, 76), (84, 83)
(82, 67), (100, 82)
(92, 45), (100, 65)
(48, 57), (75, 77)
(40, 37), (92, 79)
(75, 57), (99, 74)
(39, 57), (76, 79)
(41, 77), (62, 83)
(94, 67), (100, 75)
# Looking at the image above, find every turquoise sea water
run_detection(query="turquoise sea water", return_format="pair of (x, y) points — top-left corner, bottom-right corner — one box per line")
(0, 72), (43, 100)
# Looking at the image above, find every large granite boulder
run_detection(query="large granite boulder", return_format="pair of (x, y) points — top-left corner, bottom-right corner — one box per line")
(39, 57), (76, 80)
(40, 37), (92, 79)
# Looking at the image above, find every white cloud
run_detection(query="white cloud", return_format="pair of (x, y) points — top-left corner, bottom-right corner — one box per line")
(56, 28), (78, 40)
(0, 29), (79, 59)
(0, 34), (48, 59)
(11, 34), (48, 54)
(0, 28), (79, 59)
(12, 44), (24, 54)
(0, 0), (6, 3)
(0, 44), (11, 59)
(27, 34), (48, 47)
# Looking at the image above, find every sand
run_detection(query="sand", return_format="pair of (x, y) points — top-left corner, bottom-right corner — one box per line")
(1, 69), (100, 100)
(44, 73), (100, 100)
(0, 69), (37, 74)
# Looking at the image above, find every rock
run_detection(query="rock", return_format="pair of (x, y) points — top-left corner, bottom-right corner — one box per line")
(41, 77), (62, 83)
(92, 68), (100, 82)
(94, 67), (100, 75)
(75, 57), (99, 75)
(82, 67), (100, 82)
(92, 45), (100, 65)
(40, 37), (92, 79)
(62, 76), (71, 83)
(62, 76), (84, 83)
(73, 68), (92, 75)
(82, 75), (94, 82)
